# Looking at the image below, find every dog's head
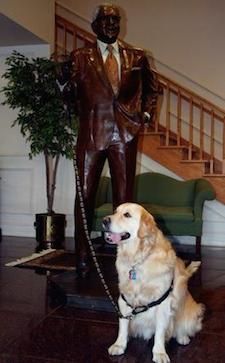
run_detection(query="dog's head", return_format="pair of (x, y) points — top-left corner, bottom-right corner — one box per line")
(102, 203), (157, 245)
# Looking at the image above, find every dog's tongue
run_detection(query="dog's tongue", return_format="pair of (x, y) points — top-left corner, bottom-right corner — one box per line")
(104, 231), (122, 244)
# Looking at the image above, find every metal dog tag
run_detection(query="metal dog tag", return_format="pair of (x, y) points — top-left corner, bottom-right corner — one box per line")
(129, 268), (137, 280)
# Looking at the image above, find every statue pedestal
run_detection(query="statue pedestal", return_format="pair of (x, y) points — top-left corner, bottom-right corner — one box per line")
(48, 243), (118, 312)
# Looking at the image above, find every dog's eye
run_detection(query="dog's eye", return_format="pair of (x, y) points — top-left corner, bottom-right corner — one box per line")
(124, 212), (131, 218)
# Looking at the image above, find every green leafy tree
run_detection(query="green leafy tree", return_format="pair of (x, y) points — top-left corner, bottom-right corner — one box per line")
(1, 51), (78, 214)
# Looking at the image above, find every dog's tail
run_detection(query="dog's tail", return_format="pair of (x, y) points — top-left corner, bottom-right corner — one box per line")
(171, 260), (202, 312)
(186, 261), (201, 278)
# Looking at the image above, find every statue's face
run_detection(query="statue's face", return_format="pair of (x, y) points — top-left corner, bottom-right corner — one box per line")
(92, 6), (120, 44)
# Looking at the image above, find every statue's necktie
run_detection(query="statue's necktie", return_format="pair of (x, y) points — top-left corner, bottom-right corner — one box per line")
(105, 45), (119, 94)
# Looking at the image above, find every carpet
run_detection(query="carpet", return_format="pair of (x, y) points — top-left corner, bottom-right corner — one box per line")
(5, 249), (76, 271)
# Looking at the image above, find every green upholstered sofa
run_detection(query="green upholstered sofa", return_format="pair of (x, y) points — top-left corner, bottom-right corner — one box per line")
(92, 172), (216, 255)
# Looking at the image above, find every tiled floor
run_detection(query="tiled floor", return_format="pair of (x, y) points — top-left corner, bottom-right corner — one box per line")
(1, 236), (225, 362)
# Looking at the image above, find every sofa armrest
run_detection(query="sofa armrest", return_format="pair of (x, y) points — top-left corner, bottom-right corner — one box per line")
(194, 179), (216, 218)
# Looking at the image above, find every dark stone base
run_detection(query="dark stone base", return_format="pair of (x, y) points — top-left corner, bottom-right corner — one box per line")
(48, 243), (119, 312)
(49, 271), (117, 312)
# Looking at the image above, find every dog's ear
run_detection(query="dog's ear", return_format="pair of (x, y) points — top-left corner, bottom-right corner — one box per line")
(138, 210), (157, 240)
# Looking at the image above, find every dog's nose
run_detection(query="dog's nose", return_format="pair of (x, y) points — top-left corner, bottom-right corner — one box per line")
(102, 216), (111, 230)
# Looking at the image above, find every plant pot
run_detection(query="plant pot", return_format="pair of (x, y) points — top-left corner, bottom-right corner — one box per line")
(34, 213), (66, 249)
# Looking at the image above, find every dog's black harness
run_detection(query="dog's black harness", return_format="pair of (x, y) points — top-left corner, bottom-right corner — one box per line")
(119, 281), (173, 320)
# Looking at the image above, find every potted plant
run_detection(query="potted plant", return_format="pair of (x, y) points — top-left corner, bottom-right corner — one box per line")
(1, 51), (78, 248)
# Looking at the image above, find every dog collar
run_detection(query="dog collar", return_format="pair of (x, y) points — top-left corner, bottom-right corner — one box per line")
(119, 281), (173, 320)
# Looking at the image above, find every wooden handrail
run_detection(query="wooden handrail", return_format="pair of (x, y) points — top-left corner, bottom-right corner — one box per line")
(158, 72), (225, 118)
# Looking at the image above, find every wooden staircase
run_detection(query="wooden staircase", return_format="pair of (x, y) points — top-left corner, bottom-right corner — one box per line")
(55, 14), (225, 204)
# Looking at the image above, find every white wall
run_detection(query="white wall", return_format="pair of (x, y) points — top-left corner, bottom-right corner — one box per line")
(0, 0), (55, 51)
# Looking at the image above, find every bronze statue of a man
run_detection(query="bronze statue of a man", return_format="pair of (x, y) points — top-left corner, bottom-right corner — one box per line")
(71, 3), (158, 276)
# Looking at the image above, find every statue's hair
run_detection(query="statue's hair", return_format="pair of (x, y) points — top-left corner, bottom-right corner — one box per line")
(92, 3), (120, 24)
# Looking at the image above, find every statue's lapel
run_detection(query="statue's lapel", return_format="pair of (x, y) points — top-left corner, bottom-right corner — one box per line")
(119, 42), (132, 93)
(89, 43), (113, 91)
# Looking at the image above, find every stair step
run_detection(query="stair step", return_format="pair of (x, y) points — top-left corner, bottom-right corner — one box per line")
(158, 145), (189, 150)
(204, 173), (225, 177)
(141, 131), (165, 136)
(181, 159), (209, 163)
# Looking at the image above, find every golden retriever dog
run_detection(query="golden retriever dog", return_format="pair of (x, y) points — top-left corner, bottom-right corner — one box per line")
(102, 203), (204, 363)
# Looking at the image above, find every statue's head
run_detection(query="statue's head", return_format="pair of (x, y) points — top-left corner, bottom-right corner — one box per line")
(91, 4), (121, 44)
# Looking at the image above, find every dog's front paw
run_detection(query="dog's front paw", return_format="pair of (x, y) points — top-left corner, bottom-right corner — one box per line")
(153, 352), (170, 363)
(108, 343), (126, 356)
(177, 335), (190, 345)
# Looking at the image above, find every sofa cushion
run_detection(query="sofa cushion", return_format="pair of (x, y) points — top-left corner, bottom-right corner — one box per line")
(135, 173), (196, 207)
(94, 203), (113, 219)
(142, 204), (194, 222)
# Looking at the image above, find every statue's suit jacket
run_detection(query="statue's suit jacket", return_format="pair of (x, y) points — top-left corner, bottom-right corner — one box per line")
(71, 40), (158, 151)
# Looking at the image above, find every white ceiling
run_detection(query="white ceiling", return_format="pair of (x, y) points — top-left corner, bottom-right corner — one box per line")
(0, 13), (46, 47)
